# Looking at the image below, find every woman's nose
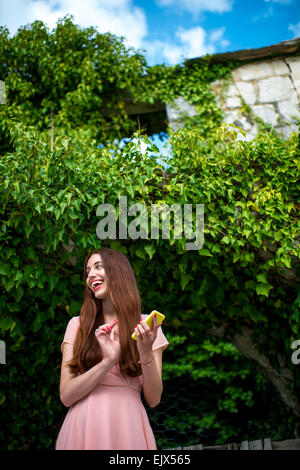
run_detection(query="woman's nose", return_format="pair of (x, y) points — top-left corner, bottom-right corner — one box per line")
(88, 269), (102, 280)
(88, 270), (96, 280)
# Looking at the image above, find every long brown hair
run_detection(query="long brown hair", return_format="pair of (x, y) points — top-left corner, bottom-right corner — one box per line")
(68, 248), (142, 377)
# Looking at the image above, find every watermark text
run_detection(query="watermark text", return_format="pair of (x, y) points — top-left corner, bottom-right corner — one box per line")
(96, 196), (204, 251)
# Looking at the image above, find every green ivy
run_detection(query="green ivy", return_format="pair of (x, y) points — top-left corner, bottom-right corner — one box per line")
(0, 17), (299, 449)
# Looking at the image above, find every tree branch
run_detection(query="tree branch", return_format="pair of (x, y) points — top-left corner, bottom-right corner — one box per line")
(208, 322), (300, 418)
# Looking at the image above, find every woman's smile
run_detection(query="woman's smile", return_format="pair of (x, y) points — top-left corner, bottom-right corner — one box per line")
(91, 279), (104, 292)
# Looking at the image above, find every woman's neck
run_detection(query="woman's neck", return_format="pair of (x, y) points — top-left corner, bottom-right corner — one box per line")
(101, 297), (118, 323)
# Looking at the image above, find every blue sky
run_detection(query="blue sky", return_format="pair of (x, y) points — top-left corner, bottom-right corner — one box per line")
(0, 0), (299, 65)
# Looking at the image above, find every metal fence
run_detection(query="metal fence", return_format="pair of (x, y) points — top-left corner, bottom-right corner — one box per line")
(167, 438), (300, 450)
(144, 375), (299, 450)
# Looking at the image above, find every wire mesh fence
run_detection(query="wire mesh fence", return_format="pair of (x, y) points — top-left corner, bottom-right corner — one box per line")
(143, 375), (213, 450)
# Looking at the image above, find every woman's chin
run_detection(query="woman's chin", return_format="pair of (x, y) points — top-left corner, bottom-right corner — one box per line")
(94, 289), (107, 299)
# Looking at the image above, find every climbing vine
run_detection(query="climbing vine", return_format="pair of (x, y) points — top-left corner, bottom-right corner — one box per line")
(0, 17), (299, 449)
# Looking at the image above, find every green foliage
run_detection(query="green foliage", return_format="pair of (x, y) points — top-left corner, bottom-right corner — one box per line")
(0, 17), (299, 449)
(0, 16), (147, 152)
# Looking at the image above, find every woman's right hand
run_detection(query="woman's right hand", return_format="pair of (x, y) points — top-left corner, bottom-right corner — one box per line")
(95, 320), (120, 365)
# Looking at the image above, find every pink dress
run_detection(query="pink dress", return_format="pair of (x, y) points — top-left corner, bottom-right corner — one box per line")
(55, 315), (169, 450)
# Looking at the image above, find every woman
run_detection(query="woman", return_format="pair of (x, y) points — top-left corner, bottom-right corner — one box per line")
(55, 248), (168, 450)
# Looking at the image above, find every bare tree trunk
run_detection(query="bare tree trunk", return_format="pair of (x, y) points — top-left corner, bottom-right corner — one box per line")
(208, 323), (300, 418)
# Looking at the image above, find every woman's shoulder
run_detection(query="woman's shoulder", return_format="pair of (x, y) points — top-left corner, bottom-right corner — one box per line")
(66, 316), (80, 328)
(69, 315), (80, 322)
(61, 316), (80, 353)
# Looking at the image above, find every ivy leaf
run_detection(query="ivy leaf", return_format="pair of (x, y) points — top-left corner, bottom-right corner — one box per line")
(180, 273), (193, 291)
(248, 310), (268, 322)
(0, 264), (10, 276)
(110, 241), (128, 254)
(144, 245), (156, 260)
(127, 185), (135, 199)
(34, 202), (41, 214)
(65, 159), (75, 170)
(48, 276), (59, 291)
(25, 223), (34, 238)
(136, 247), (146, 259)
(15, 288), (24, 303)
(0, 317), (16, 331)
(256, 283), (273, 297)
(198, 248), (213, 257)
(54, 207), (60, 220)
(69, 209), (78, 220)
(32, 311), (47, 332)
(256, 272), (268, 283)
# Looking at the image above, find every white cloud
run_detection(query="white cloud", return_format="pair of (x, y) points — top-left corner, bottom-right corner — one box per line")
(145, 25), (230, 65)
(209, 26), (225, 42)
(288, 21), (300, 38)
(176, 26), (215, 59)
(155, 0), (234, 15)
(264, 0), (291, 4)
(0, 0), (147, 49)
(0, 0), (231, 65)
(252, 6), (274, 22)
(208, 26), (230, 49)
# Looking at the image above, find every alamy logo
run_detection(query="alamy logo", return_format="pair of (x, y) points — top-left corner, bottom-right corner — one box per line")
(0, 341), (6, 364)
(96, 196), (204, 251)
(0, 80), (5, 105)
(291, 340), (300, 365)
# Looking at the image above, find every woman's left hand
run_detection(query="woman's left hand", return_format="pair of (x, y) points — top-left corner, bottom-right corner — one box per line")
(135, 314), (159, 359)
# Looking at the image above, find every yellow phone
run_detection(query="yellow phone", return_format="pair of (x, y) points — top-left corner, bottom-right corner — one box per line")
(131, 310), (165, 341)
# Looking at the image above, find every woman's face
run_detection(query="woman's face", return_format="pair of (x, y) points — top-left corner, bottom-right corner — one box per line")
(86, 253), (108, 299)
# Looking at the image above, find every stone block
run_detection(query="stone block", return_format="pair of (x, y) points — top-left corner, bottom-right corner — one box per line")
(223, 110), (239, 125)
(285, 57), (300, 79)
(237, 128), (258, 142)
(166, 96), (197, 130)
(252, 104), (278, 126)
(225, 96), (241, 108)
(224, 110), (253, 131)
(293, 79), (300, 96)
(223, 109), (258, 141)
(237, 61), (273, 81)
(278, 99), (300, 121)
(235, 81), (256, 105)
(232, 69), (240, 81)
(275, 124), (299, 138)
(271, 60), (290, 76)
(258, 76), (294, 103)
(226, 84), (239, 96)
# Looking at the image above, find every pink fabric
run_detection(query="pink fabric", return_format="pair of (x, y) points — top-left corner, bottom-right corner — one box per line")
(56, 315), (169, 450)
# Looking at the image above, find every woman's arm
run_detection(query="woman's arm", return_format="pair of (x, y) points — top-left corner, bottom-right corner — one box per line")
(59, 343), (115, 407)
(60, 321), (120, 407)
(139, 347), (164, 408)
(135, 315), (165, 408)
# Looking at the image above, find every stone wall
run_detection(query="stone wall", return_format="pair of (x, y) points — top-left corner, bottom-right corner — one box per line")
(166, 56), (300, 140)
